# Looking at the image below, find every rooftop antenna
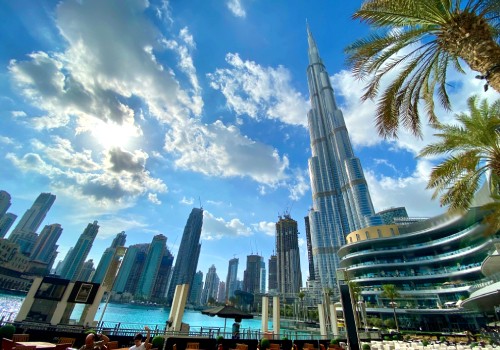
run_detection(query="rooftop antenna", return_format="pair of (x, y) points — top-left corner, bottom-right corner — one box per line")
(199, 196), (203, 209)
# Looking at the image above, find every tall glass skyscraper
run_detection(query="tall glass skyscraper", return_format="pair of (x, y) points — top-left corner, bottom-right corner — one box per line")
(276, 213), (302, 295)
(0, 190), (12, 218)
(0, 213), (17, 239)
(201, 264), (219, 305)
(93, 231), (127, 284)
(113, 243), (149, 294)
(30, 223), (63, 271)
(136, 234), (167, 299)
(59, 220), (99, 281)
(306, 26), (381, 289)
(243, 254), (262, 294)
(166, 207), (203, 304)
(225, 257), (239, 301)
(8, 192), (56, 255)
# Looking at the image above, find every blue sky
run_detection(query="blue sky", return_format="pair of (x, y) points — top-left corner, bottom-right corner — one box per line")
(1, 0), (496, 286)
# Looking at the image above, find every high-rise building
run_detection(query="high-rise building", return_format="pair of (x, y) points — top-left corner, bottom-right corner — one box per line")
(276, 214), (302, 295)
(59, 220), (99, 281)
(78, 259), (95, 282)
(0, 213), (17, 239)
(376, 207), (409, 225)
(151, 247), (174, 301)
(55, 247), (73, 276)
(93, 231), (127, 284)
(136, 234), (167, 299)
(259, 259), (266, 293)
(243, 254), (262, 295)
(30, 223), (63, 272)
(225, 257), (239, 301)
(305, 27), (381, 289)
(217, 281), (226, 303)
(201, 264), (219, 305)
(8, 193), (56, 255)
(166, 207), (203, 304)
(0, 191), (12, 218)
(189, 270), (204, 306)
(304, 216), (315, 281)
(268, 254), (277, 293)
(113, 243), (149, 294)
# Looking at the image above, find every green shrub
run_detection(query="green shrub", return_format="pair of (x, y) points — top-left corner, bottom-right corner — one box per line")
(392, 335), (400, 341)
(330, 338), (340, 345)
(439, 337), (446, 343)
(152, 336), (165, 350)
(384, 336), (391, 341)
(216, 336), (224, 343)
(470, 342), (478, 348)
(422, 340), (429, 347)
(281, 337), (288, 341)
(0, 324), (16, 339)
(362, 344), (371, 350)
(260, 338), (270, 350)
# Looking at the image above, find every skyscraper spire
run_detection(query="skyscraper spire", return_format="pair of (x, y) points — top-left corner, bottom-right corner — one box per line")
(305, 26), (381, 290)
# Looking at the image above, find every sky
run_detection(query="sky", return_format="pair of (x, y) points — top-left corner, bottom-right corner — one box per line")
(1, 0), (497, 287)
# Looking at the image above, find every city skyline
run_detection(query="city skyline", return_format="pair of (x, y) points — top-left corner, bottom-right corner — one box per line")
(1, 0), (496, 284)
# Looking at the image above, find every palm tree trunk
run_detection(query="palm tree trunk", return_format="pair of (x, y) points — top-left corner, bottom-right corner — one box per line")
(392, 306), (399, 332)
(439, 12), (500, 93)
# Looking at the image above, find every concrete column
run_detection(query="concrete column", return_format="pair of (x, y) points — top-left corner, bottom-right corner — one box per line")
(261, 296), (269, 332)
(318, 304), (327, 339)
(15, 277), (43, 322)
(330, 303), (342, 337)
(80, 285), (106, 326)
(50, 282), (75, 325)
(168, 284), (189, 332)
(272, 296), (280, 338)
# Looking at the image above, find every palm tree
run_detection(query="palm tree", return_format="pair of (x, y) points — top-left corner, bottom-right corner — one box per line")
(348, 281), (362, 329)
(381, 284), (400, 332)
(419, 95), (500, 232)
(345, 0), (500, 139)
(298, 291), (306, 321)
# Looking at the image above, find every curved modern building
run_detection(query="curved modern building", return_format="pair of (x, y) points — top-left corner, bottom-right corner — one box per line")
(338, 207), (500, 331)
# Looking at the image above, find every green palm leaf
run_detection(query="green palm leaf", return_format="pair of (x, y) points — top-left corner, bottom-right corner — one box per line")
(346, 0), (500, 138)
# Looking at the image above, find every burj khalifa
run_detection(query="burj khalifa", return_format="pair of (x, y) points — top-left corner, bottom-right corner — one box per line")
(306, 26), (382, 289)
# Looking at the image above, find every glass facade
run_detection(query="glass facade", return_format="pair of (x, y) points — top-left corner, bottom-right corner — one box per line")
(306, 27), (378, 289)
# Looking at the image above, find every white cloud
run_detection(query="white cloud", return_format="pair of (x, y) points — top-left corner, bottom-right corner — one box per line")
(0, 136), (15, 145)
(164, 118), (289, 185)
(288, 168), (310, 201)
(252, 221), (275, 237)
(226, 0), (246, 18)
(180, 196), (194, 205)
(11, 111), (27, 118)
(31, 136), (99, 171)
(365, 158), (444, 218)
(202, 210), (253, 240)
(93, 216), (149, 240)
(208, 53), (309, 126)
(6, 140), (167, 210)
(148, 193), (161, 205)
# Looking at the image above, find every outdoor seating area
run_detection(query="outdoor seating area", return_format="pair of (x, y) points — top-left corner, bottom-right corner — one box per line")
(2, 338), (60, 350)
(363, 340), (498, 350)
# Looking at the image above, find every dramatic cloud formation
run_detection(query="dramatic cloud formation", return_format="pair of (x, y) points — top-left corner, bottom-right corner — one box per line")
(208, 53), (309, 126)
(164, 119), (290, 185)
(7, 0), (307, 208)
(202, 210), (253, 240)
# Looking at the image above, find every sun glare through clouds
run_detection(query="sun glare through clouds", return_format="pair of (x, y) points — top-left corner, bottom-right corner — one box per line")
(91, 120), (140, 149)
